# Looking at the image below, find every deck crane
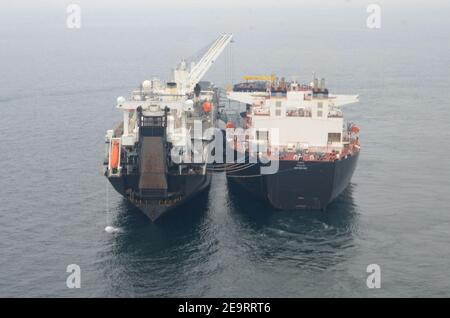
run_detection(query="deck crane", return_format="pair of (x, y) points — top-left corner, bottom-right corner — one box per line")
(173, 34), (233, 94)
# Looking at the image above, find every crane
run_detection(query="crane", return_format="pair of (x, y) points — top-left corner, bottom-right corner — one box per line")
(186, 34), (233, 92)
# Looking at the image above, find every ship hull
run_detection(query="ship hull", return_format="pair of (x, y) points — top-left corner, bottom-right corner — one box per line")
(226, 152), (359, 210)
(107, 172), (212, 221)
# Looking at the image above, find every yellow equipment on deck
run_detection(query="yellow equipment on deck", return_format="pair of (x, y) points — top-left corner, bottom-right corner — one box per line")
(242, 75), (276, 82)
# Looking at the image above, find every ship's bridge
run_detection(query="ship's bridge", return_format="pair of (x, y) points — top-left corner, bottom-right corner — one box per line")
(227, 79), (359, 151)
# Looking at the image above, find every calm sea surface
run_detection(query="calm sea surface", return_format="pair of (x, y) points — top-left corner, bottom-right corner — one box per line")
(1, 2), (450, 297)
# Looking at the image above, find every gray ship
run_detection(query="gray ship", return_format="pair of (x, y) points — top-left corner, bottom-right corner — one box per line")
(104, 34), (233, 221)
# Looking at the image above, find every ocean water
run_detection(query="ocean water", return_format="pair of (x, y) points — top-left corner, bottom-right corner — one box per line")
(1, 1), (450, 297)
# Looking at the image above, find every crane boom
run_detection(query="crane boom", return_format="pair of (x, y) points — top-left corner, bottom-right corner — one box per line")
(187, 34), (233, 91)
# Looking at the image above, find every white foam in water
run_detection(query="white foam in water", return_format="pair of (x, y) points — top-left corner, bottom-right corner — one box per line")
(104, 226), (122, 234)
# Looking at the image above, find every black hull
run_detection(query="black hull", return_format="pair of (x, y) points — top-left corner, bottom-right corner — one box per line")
(226, 152), (359, 210)
(108, 173), (212, 221)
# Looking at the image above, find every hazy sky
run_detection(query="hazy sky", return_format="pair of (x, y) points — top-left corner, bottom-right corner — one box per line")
(2, 0), (449, 11)
(2, 0), (448, 25)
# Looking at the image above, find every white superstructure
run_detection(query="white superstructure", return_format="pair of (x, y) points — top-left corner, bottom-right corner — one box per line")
(107, 34), (233, 148)
(227, 77), (359, 153)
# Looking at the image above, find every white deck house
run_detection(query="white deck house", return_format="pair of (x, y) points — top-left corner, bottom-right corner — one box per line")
(227, 79), (358, 152)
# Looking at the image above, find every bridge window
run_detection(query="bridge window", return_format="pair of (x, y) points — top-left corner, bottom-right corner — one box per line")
(275, 101), (282, 116)
(328, 133), (341, 143)
(257, 130), (269, 141)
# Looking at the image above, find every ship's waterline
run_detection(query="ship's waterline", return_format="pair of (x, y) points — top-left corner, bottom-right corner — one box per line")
(104, 35), (233, 221)
(223, 75), (360, 211)
(2, 4), (450, 297)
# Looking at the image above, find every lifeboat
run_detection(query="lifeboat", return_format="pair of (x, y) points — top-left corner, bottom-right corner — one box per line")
(110, 140), (120, 169)
(226, 121), (234, 128)
(351, 125), (360, 134)
(202, 102), (212, 113)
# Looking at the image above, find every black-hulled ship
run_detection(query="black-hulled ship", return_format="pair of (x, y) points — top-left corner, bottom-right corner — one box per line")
(103, 34), (233, 221)
(223, 76), (360, 210)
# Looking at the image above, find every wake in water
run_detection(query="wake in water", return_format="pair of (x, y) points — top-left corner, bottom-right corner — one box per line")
(104, 226), (122, 234)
